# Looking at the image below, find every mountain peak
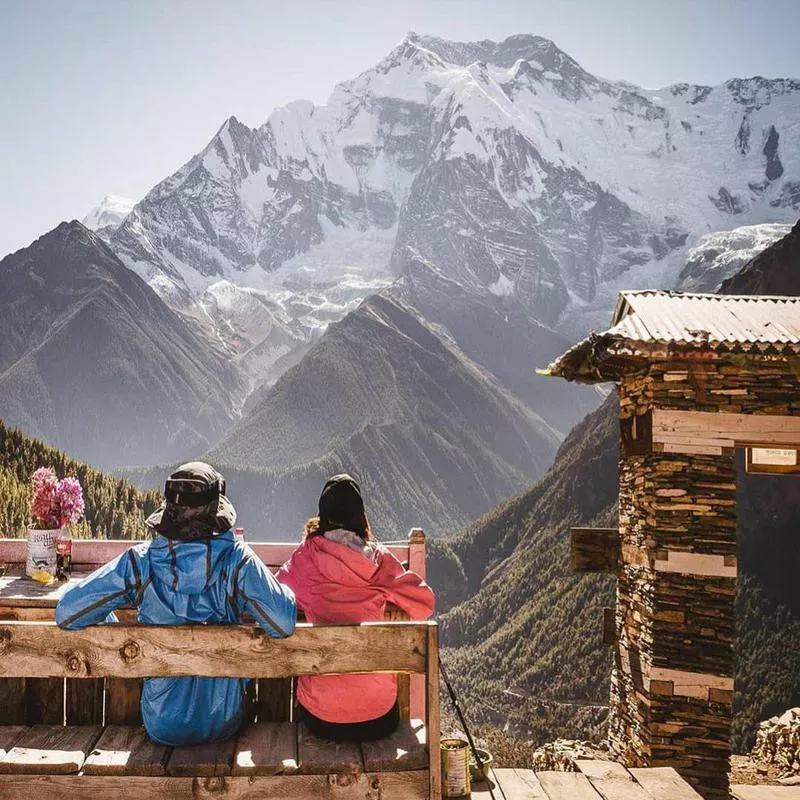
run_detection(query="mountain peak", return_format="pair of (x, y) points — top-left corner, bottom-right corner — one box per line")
(82, 194), (134, 231)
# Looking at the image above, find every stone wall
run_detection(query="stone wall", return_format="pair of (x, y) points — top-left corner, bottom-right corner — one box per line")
(610, 354), (797, 800)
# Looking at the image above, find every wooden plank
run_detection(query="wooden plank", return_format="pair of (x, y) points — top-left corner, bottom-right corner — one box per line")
(647, 667), (733, 701)
(652, 409), (800, 448)
(407, 529), (428, 723)
(0, 680), (25, 723)
(571, 528), (620, 573)
(0, 606), (56, 621)
(0, 771), (429, 799)
(24, 678), (64, 724)
(296, 720), (362, 775)
(361, 718), (428, 772)
(653, 551), (736, 578)
(83, 725), (169, 776)
(537, 770), (601, 799)
(0, 573), (79, 608)
(492, 768), (548, 798)
(0, 539), (412, 571)
(166, 737), (235, 777)
(629, 766), (704, 799)
(66, 677), (104, 724)
(232, 721), (298, 776)
(0, 724), (101, 774)
(0, 775), (194, 798)
(105, 678), (142, 725)
(732, 788), (800, 799)
(426, 623), (441, 800)
(576, 760), (650, 800)
(0, 727), (26, 760)
(256, 677), (292, 721)
(0, 621), (431, 678)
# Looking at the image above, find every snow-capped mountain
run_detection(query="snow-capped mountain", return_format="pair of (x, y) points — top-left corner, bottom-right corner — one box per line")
(110, 32), (800, 342)
(83, 194), (134, 231)
(677, 222), (792, 292)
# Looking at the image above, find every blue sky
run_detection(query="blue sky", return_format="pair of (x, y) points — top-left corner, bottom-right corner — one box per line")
(2, 0), (800, 256)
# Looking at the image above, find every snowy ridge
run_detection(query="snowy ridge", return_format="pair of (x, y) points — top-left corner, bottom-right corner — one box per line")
(677, 223), (793, 292)
(106, 32), (800, 382)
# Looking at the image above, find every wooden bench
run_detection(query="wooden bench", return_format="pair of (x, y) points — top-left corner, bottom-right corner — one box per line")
(0, 619), (441, 799)
(0, 529), (428, 725)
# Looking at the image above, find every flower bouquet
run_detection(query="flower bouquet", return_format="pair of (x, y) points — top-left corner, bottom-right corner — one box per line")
(26, 467), (84, 579)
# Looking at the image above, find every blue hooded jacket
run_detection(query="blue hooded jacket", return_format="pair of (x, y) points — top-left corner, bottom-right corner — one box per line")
(55, 531), (297, 746)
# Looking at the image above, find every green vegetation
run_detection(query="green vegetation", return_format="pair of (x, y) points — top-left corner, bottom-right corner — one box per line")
(0, 418), (161, 540)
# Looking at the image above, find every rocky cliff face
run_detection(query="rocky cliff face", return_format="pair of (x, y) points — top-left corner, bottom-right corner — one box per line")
(720, 219), (800, 295)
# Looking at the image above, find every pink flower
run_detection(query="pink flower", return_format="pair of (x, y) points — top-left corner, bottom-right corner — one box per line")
(56, 477), (84, 527)
(30, 468), (85, 529)
(31, 467), (59, 529)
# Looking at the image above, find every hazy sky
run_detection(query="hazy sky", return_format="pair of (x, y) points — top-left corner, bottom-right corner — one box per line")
(2, 0), (800, 256)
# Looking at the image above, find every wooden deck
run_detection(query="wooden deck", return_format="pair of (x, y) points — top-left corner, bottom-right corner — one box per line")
(469, 762), (800, 800)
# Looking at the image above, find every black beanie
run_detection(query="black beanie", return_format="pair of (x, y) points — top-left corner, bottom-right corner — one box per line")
(318, 474), (365, 535)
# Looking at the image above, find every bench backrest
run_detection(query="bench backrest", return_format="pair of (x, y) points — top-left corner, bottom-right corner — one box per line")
(0, 620), (435, 679)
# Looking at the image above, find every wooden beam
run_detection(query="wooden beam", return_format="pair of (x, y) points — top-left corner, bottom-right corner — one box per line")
(571, 528), (620, 573)
(652, 409), (800, 451)
(653, 551), (736, 579)
(0, 771), (430, 799)
(0, 621), (432, 679)
(647, 667), (733, 701)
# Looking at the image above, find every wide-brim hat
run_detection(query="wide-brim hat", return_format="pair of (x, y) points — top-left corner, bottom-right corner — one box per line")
(146, 461), (236, 541)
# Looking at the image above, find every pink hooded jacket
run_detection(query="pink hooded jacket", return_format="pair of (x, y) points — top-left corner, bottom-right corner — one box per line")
(276, 530), (435, 723)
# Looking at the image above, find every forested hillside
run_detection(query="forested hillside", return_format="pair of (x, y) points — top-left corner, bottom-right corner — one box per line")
(0, 418), (161, 540)
(431, 222), (800, 752)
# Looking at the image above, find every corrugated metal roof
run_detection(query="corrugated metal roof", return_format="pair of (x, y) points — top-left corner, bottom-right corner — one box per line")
(608, 291), (800, 346)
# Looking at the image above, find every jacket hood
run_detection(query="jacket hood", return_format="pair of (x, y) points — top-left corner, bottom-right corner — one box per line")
(302, 534), (387, 588)
(147, 530), (236, 595)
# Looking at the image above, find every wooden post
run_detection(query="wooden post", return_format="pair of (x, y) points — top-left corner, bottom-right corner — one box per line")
(256, 678), (293, 722)
(408, 528), (426, 722)
(104, 679), (142, 725)
(0, 680), (24, 724)
(571, 527), (620, 572)
(426, 622), (441, 800)
(66, 678), (104, 724)
(24, 678), (65, 724)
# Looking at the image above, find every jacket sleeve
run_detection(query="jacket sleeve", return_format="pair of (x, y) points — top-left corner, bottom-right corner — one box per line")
(380, 551), (436, 620)
(234, 550), (297, 639)
(55, 550), (140, 629)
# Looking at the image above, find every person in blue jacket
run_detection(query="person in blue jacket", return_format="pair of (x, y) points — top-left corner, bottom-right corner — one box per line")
(55, 461), (297, 747)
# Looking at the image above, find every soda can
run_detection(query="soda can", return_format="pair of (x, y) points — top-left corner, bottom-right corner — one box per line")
(234, 527), (245, 543)
(55, 535), (72, 581)
(441, 738), (471, 797)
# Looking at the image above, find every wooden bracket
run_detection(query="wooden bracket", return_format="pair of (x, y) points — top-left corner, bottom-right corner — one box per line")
(571, 528), (620, 572)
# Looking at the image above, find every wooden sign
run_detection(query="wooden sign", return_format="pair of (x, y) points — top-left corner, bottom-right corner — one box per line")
(746, 447), (800, 475)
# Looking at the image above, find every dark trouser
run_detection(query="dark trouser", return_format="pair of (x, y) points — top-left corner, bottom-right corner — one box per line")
(298, 701), (400, 742)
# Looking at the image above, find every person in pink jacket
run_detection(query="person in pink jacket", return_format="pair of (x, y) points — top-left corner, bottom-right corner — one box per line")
(277, 474), (435, 741)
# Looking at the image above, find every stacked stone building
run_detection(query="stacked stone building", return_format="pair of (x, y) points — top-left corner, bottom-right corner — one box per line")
(544, 291), (800, 800)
